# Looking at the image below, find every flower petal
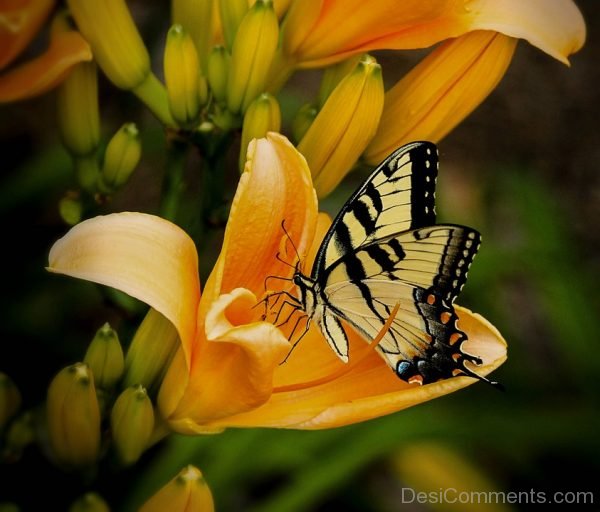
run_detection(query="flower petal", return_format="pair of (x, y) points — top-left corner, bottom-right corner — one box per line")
(48, 213), (200, 366)
(364, 31), (516, 165)
(203, 306), (506, 429)
(0, 0), (55, 70)
(283, 0), (584, 67)
(163, 288), (291, 432)
(206, 132), (318, 301)
(0, 30), (92, 102)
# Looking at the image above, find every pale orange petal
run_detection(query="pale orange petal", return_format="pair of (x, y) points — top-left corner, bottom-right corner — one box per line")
(364, 31), (517, 165)
(284, 0), (584, 67)
(0, 30), (91, 102)
(48, 213), (200, 367)
(205, 306), (506, 429)
(205, 132), (318, 302)
(164, 288), (291, 432)
(0, 0), (54, 69)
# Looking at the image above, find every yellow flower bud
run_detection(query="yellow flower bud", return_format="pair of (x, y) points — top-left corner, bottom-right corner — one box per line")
(239, 93), (281, 171)
(317, 54), (363, 108)
(172, 0), (215, 73)
(4, 411), (35, 460)
(46, 363), (100, 467)
(110, 385), (154, 465)
(69, 493), (110, 512)
(57, 61), (100, 157)
(0, 372), (21, 430)
(165, 25), (201, 128)
(291, 103), (318, 144)
(227, 0), (279, 113)
(84, 323), (125, 390)
(67, 0), (173, 125)
(207, 46), (230, 104)
(100, 123), (141, 193)
(297, 54), (384, 198)
(123, 308), (179, 392)
(59, 193), (83, 226)
(139, 465), (214, 512)
(218, 0), (248, 50)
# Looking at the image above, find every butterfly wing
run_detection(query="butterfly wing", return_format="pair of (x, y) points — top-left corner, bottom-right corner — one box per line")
(309, 141), (492, 384)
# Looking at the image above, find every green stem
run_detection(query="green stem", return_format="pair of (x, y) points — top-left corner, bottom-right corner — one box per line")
(159, 139), (188, 222)
(132, 73), (175, 127)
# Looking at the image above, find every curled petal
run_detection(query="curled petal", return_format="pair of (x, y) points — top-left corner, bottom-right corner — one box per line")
(364, 31), (516, 165)
(164, 288), (291, 432)
(0, 30), (91, 102)
(48, 213), (200, 366)
(0, 0), (54, 70)
(204, 306), (507, 429)
(206, 133), (318, 302)
(283, 0), (585, 67)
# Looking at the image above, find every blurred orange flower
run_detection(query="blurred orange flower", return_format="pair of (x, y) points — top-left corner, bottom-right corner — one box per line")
(48, 133), (506, 434)
(0, 1), (91, 102)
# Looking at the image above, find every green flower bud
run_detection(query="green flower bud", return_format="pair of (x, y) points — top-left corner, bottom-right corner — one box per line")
(239, 93), (281, 171)
(84, 323), (125, 390)
(57, 61), (100, 157)
(69, 493), (110, 512)
(0, 373), (21, 430)
(123, 308), (179, 393)
(46, 363), (100, 467)
(207, 46), (230, 105)
(100, 123), (141, 193)
(218, 0), (248, 50)
(139, 466), (214, 512)
(291, 103), (318, 144)
(172, 0), (214, 74)
(227, 0), (279, 113)
(58, 194), (83, 226)
(165, 25), (201, 128)
(111, 385), (154, 465)
(3, 410), (34, 462)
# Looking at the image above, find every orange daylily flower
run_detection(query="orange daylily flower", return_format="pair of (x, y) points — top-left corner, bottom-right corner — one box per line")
(48, 133), (506, 434)
(282, 0), (585, 68)
(0, 1), (91, 102)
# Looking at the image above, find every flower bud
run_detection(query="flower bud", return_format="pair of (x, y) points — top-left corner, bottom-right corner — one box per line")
(165, 25), (201, 128)
(46, 363), (100, 467)
(317, 54), (363, 108)
(99, 123), (141, 193)
(172, 0), (214, 73)
(56, 61), (100, 157)
(4, 410), (35, 461)
(239, 93), (281, 171)
(0, 372), (21, 430)
(67, 0), (173, 125)
(58, 193), (83, 226)
(123, 308), (179, 393)
(297, 54), (384, 198)
(84, 323), (124, 390)
(110, 385), (154, 465)
(69, 493), (110, 512)
(291, 103), (318, 144)
(207, 46), (230, 104)
(218, 0), (248, 50)
(67, 0), (150, 90)
(227, 0), (279, 113)
(139, 465), (214, 512)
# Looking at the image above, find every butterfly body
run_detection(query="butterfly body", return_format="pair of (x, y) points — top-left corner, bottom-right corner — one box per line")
(290, 141), (497, 386)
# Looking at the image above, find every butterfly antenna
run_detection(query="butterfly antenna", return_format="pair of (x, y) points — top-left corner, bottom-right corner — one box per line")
(460, 359), (504, 391)
(281, 220), (302, 270)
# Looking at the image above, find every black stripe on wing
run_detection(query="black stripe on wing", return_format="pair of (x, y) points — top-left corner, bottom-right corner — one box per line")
(312, 141), (438, 279)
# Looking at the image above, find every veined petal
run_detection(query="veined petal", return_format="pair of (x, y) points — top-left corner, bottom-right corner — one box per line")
(48, 213), (200, 366)
(0, 30), (91, 102)
(0, 0), (54, 70)
(203, 306), (506, 429)
(283, 0), (584, 67)
(205, 132), (318, 303)
(163, 288), (291, 432)
(364, 31), (516, 165)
